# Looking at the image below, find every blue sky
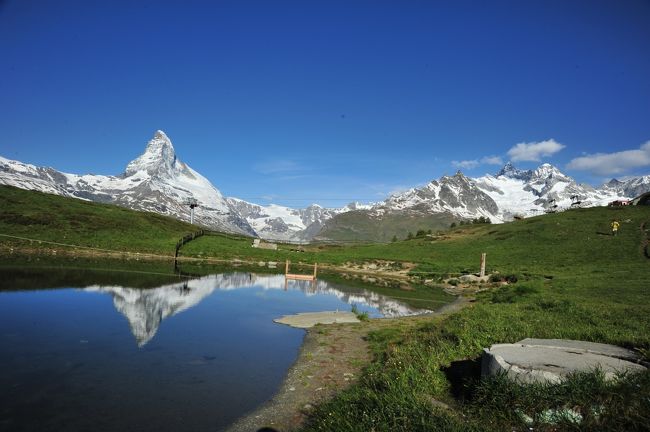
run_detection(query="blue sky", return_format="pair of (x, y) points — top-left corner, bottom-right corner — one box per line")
(1, 0), (649, 208)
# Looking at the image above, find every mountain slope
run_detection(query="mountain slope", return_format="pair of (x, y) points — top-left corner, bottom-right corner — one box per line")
(474, 163), (625, 219)
(0, 131), (255, 235)
(226, 198), (367, 242)
(601, 175), (650, 198)
(0, 184), (197, 254)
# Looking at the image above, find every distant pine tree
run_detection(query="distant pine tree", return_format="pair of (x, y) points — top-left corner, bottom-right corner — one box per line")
(391, 235), (398, 242)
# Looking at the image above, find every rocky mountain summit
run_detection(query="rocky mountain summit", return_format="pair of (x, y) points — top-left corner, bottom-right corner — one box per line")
(378, 171), (499, 220)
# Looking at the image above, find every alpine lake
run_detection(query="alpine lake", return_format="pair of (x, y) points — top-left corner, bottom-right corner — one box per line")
(0, 257), (453, 432)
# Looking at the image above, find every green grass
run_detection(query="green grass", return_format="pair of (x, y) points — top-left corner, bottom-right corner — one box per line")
(298, 206), (650, 431)
(0, 185), (198, 255)
(182, 205), (649, 275)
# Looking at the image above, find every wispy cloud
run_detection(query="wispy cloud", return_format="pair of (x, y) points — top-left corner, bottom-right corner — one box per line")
(566, 141), (650, 176)
(481, 155), (503, 165)
(507, 139), (565, 162)
(452, 155), (503, 170)
(452, 159), (480, 170)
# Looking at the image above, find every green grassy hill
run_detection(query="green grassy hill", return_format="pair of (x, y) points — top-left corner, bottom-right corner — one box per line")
(314, 209), (456, 242)
(0, 185), (198, 255)
(183, 204), (649, 275)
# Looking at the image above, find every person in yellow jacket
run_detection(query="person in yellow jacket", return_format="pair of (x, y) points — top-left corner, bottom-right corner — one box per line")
(611, 219), (620, 236)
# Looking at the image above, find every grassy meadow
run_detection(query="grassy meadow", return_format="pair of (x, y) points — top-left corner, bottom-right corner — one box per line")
(0, 185), (196, 255)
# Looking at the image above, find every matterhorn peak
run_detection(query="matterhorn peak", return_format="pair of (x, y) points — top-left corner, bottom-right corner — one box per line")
(153, 129), (170, 140)
(125, 130), (178, 178)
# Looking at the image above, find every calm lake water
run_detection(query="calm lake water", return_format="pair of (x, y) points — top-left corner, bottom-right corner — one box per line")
(0, 265), (432, 432)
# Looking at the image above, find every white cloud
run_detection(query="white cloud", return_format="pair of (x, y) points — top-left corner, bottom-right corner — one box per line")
(451, 156), (503, 170)
(566, 141), (650, 176)
(452, 159), (479, 169)
(481, 155), (503, 165)
(507, 139), (565, 162)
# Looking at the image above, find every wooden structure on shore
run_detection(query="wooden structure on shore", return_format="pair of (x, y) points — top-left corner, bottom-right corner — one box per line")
(285, 259), (318, 281)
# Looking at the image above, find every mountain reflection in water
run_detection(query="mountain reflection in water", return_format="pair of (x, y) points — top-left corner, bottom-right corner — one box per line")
(85, 273), (430, 346)
(0, 267), (445, 432)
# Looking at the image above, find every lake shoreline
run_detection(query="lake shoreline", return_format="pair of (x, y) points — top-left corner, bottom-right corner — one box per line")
(226, 295), (472, 432)
(0, 249), (465, 431)
(0, 244), (422, 284)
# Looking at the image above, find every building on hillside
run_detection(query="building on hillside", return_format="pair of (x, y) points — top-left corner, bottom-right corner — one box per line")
(609, 199), (631, 206)
(252, 238), (278, 250)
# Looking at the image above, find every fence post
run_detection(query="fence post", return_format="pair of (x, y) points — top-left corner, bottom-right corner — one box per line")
(480, 253), (486, 277)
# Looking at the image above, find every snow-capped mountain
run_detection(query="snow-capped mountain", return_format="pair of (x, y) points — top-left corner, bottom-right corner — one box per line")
(474, 163), (630, 220)
(376, 171), (499, 220)
(371, 162), (636, 223)
(601, 175), (650, 198)
(226, 198), (369, 242)
(0, 131), (255, 235)
(316, 162), (647, 241)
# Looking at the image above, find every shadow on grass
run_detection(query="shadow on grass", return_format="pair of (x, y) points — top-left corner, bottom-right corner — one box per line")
(441, 357), (482, 401)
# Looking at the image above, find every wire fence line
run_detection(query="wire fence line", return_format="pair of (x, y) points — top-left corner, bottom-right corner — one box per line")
(0, 233), (174, 259)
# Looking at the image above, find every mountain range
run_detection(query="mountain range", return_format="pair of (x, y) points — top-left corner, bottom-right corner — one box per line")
(1, 130), (648, 242)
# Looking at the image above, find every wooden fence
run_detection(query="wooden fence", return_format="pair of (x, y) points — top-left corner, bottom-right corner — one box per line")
(174, 230), (205, 258)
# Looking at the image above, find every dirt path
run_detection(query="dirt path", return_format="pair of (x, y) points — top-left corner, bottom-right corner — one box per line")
(226, 296), (472, 432)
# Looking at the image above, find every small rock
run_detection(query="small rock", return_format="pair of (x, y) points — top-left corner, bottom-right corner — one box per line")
(288, 387), (295, 391)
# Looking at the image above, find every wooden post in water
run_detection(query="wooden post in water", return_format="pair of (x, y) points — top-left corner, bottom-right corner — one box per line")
(313, 262), (318, 278)
(480, 253), (487, 277)
(285, 259), (290, 275)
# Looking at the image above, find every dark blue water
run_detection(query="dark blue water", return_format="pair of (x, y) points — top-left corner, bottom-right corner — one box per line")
(0, 269), (427, 432)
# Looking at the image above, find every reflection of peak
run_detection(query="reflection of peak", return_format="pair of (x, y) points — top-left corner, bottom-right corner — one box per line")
(86, 281), (217, 346)
(84, 272), (431, 346)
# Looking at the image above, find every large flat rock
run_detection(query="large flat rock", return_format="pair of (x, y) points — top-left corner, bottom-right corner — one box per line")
(482, 338), (647, 384)
(273, 311), (360, 329)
